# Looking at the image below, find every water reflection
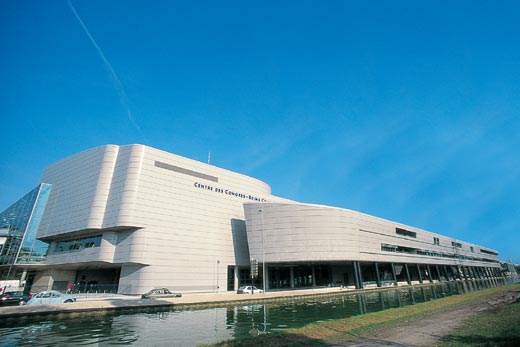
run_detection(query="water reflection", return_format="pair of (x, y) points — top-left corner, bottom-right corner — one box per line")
(0, 278), (512, 347)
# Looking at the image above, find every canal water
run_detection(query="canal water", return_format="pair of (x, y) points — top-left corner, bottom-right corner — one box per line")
(0, 279), (511, 347)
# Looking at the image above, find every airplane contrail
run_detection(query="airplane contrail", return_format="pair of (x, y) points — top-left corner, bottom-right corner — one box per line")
(66, 0), (143, 135)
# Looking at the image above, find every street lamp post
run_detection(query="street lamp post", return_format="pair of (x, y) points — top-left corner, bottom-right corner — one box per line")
(216, 260), (220, 293)
(259, 209), (266, 293)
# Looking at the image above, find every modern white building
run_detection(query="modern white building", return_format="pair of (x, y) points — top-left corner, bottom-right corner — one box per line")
(6, 144), (501, 294)
(244, 203), (501, 290)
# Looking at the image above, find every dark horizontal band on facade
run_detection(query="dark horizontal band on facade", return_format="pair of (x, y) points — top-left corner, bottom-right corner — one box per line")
(155, 160), (219, 183)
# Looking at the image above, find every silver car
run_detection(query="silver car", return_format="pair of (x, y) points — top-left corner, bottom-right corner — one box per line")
(27, 290), (76, 305)
(141, 288), (182, 299)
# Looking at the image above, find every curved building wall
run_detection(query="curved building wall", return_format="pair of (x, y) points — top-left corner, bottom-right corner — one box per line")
(37, 144), (279, 293)
(38, 145), (121, 238)
(115, 145), (277, 293)
(244, 202), (500, 269)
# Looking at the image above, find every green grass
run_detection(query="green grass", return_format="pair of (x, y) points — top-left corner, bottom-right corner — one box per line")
(439, 299), (520, 347)
(200, 332), (329, 347)
(200, 284), (520, 347)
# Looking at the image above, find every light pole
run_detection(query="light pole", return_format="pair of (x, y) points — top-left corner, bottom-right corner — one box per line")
(216, 260), (220, 293)
(259, 209), (266, 293)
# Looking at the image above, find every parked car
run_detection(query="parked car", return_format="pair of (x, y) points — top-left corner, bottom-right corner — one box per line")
(0, 291), (32, 306)
(237, 286), (263, 294)
(141, 288), (182, 299)
(27, 290), (76, 305)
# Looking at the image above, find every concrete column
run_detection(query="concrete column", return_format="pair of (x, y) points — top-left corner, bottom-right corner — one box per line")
(459, 266), (466, 280)
(404, 264), (411, 285)
(234, 266), (240, 291)
(391, 263), (398, 286)
(290, 267), (294, 288)
(426, 265), (433, 283)
(357, 262), (364, 288)
(265, 265), (269, 290)
(375, 263), (381, 287)
(417, 264), (423, 284)
(435, 265), (442, 282)
(460, 266), (466, 279)
(353, 262), (363, 289)
(442, 265), (450, 281)
(311, 266), (316, 287)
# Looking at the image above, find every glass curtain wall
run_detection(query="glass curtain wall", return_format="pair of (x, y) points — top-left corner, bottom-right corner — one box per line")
(0, 183), (52, 279)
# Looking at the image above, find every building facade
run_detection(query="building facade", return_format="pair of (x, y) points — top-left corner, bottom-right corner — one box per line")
(2, 144), (502, 294)
(32, 144), (284, 293)
(244, 202), (501, 290)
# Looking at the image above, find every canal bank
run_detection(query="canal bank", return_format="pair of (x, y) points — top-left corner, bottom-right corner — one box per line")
(0, 286), (359, 319)
(0, 278), (508, 319)
(205, 283), (520, 347)
(0, 279), (516, 346)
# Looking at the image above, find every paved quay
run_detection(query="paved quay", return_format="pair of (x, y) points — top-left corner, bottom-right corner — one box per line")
(0, 286), (356, 319)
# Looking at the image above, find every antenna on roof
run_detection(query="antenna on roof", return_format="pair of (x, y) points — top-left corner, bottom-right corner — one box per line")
(208, 151), (211, 164)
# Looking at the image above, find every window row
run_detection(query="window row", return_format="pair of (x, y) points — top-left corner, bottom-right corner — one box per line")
(380, 244), (499, 264)
(480, 249), (498, 256)
(53, 235), (102, 253)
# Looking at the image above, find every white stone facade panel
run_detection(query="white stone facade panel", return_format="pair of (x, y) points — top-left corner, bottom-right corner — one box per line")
(244, 202), (500, 268)
(38, 145), (120, 237)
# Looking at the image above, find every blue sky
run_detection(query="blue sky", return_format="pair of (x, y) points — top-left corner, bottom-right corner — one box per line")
(1, 1), (519, 263)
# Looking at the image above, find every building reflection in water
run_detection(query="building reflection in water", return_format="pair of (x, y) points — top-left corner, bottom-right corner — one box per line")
(0, 278), (510, 347)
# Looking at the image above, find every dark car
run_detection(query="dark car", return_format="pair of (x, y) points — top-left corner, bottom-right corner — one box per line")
(141, 288), (182, 299)
(0, 291), (32, 306)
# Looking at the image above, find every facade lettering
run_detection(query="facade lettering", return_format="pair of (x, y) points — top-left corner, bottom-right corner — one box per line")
(194, 182), (267, 202)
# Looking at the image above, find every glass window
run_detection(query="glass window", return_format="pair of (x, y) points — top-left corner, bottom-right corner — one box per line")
(0, 183), (52, 270)
(480, 249), (498, 256)
(53, 235), (102, 254)
(396, 228), (416, 238)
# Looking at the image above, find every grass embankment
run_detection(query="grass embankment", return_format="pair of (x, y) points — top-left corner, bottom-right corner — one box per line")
(202, 283), (520, 347)
(439, 292), (520, 347)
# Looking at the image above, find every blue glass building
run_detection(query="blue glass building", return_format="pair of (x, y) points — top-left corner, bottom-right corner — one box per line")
(0, 183), (52, 280)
